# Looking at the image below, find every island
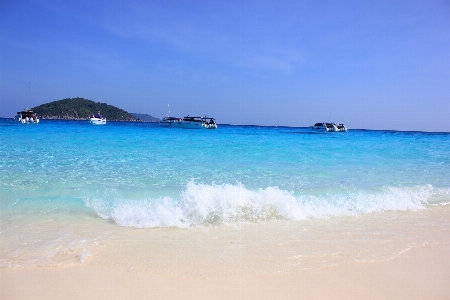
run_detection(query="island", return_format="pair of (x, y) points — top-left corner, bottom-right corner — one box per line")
(31, 97), (159, 122)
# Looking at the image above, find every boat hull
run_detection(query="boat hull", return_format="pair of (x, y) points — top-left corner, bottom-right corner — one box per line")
(310, 127), (328, 132)
(90, 118), (106, 125)
(310, 123), (345, 132)
(159, 119), (182, 127)
(15, 110), (39, 124)
(179, 121), (217, 129)
(16, 117), (39, 124)
(159, 116), (217, 129)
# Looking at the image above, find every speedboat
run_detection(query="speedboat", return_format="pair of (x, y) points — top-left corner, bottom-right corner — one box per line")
(159, 116), (182, 127)
(310, 122), (337, 132)
(180, 116), (218, 129)
(14, 109), (39, 124)
(89, 112), (106, 125)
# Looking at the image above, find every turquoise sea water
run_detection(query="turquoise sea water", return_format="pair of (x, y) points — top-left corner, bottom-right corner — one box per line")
(1, 119), (449, 270)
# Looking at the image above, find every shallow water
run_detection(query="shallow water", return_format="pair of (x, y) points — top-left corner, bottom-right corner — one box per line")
(1, 119), (449, 273)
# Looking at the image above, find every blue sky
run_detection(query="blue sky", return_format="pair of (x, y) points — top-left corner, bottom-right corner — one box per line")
(1, 0), (449, 131)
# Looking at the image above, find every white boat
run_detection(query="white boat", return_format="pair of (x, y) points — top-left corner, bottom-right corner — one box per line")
(160, 115), (218, 129)
(310, 122), (337, 132)
(335, 123), (348, 132)
(310, 122), (347, 132)
(14, 109), (39, 124)
(180, 116), (217, 129)
(202, 117), (218, 129)
(159, 116), (183, 127)
(89, 113), (106, 125)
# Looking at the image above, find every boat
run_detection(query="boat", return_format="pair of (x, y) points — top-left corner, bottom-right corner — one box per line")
(159, 116), (183, 127)
(202, 117), (218, 129)
(180, 116), (217, 129)
(310, 122), (337, 132)
(89, 112), (106, 125)
(14, 109), (39, 124)
(159, 115), (218, 129)
(335, 123), (348, 132)
(310, 122), (347, 132)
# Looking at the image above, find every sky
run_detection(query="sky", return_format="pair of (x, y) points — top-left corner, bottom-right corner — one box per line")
(1, 0), (449, 131)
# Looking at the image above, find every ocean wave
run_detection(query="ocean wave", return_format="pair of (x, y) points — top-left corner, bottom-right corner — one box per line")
(83, 182), (447, 228)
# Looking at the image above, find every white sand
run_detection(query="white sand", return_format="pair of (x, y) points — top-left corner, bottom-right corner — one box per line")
(2, 243), (449, 300)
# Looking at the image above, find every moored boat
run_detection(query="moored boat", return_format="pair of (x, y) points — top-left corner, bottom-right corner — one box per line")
(160, 115), (218, 129)
(159, 116), (183, 127)
(180, 116), (217, 129)
(202, 117), (218, 129)
(310, 122), (337, 132)
(310, 122), (347, 132)
(89, 112), (106, 125)
(335, 123), (348, 132)
(14, 109), (39, 124)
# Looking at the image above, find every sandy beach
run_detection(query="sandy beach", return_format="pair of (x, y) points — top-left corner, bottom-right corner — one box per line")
(3, 0), (450, 297)
(2, 243), (449, 300)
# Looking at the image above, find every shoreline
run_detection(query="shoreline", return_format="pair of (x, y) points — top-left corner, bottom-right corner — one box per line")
(1, 243), (449, 300)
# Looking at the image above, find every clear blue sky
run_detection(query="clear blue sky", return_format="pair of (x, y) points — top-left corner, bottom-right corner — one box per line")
(1, 0), (449, 131)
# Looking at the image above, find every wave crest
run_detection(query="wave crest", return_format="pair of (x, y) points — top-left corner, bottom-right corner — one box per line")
(83, 182), (442, 228)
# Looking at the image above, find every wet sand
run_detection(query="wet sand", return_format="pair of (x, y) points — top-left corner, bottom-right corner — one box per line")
(2, 243), (449, 300)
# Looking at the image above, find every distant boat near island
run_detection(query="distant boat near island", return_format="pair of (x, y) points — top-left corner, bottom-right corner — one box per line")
(14, 108), (39, 124)
(160, 115), (218, 129)
(89, 112), (106, 125)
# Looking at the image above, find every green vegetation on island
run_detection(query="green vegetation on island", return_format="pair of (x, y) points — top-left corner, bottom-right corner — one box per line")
(32, 98), (137, 121)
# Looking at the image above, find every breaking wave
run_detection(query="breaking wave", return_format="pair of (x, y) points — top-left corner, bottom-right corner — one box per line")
(83, 182), (448, 228)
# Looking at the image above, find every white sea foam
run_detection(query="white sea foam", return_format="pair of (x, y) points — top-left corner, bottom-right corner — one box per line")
(83, 182), (444, 228)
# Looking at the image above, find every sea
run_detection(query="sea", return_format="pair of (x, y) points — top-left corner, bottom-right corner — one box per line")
(1, 119), (449, 276)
